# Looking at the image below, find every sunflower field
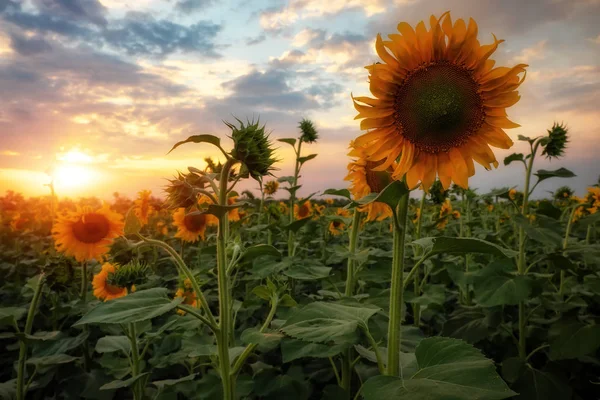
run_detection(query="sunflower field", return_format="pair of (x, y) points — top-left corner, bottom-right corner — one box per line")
(2, 12), (600, 400)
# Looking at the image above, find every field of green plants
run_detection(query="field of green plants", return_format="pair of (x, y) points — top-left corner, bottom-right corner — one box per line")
(1, 12), (600, 400)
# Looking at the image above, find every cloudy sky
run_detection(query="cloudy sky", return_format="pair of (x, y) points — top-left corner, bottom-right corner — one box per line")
(0, 0), (598, 200)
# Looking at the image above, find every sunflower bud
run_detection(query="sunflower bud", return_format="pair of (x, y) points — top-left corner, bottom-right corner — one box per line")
(554, 186), (573, 201)
(43, 256), (76, 293)
(106, 260), (150, 289)
(542, 122), (568, 159)
(299, 118), (319, 143)
(264, 180), (279, 195)
(428, 180), (449, 205)
(164, 171), (206, 209)
(228, 118), (278, 180)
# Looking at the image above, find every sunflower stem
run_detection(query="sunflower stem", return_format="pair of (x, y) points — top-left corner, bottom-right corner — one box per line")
(386, 187), (409, 376)
(517, 139), (541, 358)
(413, 190), (426, 326)
(128, 323), (143, 400)
(559, 206), (577, 297)
(345, 210), (362, 297)
(216, 158), (235, 400)
(288, 139), (303, 257)
(16, 274), (45, 400)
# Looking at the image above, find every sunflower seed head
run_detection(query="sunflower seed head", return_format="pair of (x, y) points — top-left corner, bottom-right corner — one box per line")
(299, 118), (319, 143)
(542, 122), (568, 159)
(228, 118), (278, 181)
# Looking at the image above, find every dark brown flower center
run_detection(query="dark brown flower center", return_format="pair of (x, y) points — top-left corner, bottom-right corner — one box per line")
(183, 213), (207, 233)
(332, 220), (342, 228)
(394, 62), (484, 153)
(365, 160), (393, 193)
(72, 213), (110, 244)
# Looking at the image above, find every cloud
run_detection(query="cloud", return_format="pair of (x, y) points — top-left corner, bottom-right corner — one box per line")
(32, 0), (108, 26)
(246, 33), (266, 46)
(9, 33), (52, 55)
(103, 12), (222, 57)
(511, 40), (547, 64)
(174, 0), (213, 13)
(292, 28), (326, 47)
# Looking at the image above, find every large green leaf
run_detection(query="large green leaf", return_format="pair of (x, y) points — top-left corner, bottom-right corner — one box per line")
(280, 339), (347, 363)
(74, 288), (183, 326)
(95, 336), (131, 354)
(356, 180), (409, 209)
(322, 188), (352, 200)
(412, 237), (517, 259)
(513, 215), (562, 246)
(362, 337), (516, 400)
(298, 154), (317, 164)
(167, 134), (222, 154)
(512, 366), (571, 400)
(277, 138), (297, 147)
(283, 264), (331, 280)
(504, 153), (524, 166)
(0, 307), (27, 328)
(26, 354), (79, 368)
(282, 217), (312, 233)
(281, 302), (379, 344)
(100, 373), (150, 390)
(534, 168), (576, 182)
(473, 260), (532, 307)
(549, 321), (600, 360)
(239, 244), (282, 263)
(240, 328), (283, 352)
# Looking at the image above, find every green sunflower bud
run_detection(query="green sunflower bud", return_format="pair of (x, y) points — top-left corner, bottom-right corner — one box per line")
(428, 180), (449, 205)
(228, 118), (278, 180)
(554, 186), (573, 201)
(165, 171), (207, 209)
(542, 122), (568, 159)
(106, 260), (150, 288)
(299, 118), (318, 143)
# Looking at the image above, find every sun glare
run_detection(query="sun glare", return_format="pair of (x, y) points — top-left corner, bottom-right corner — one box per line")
(51, 150), (102, 195)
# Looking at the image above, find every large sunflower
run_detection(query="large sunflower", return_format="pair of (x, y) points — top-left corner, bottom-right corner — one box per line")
(173, 208), (213, 242)
(345, 143), (394, 221)
(295, 200), (313, 219)
(53, 205), (124, 262)
(92, 262), (128, 301)
(134, 190), (155, 226)
(352, 12), (527, 190)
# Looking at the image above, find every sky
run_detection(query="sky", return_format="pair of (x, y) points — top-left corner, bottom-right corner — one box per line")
(0, 0), (598, 200)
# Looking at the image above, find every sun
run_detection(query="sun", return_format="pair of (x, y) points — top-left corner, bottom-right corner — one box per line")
(51, 150), (101, 195)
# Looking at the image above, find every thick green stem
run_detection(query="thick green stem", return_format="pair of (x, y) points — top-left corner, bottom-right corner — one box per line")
(80, 262), (88, 301)
(17, 274), (45, 400)
(464, 195), (472, 305)
(128, 323), (142, 400)
(288, 139), (303, 257)
(217, 159), (235, 400)
(386, 190), (409, 376)
(413, 191), (426, 326)
(345, 210), (362, 297)
(559, 206), (577, 296)
(517, 140), (540, 358)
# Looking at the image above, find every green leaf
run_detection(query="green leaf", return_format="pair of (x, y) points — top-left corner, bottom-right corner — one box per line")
(240, 328), (283, 352)
(34, 332), (89, 357)
(96, 336), (131, 354)
(240, 245), (281, 263)
(252, 286), (272, 301)
(281, 302), (380, 344)
(74, 288), (183, 326)
(362, 337), (517, 400)
(517, 135), (532, 142)
(512, 366), (571, 400)
(504, 153), (524, 166)
(483, 187), (511, 198)
(298, 154), (317, 164)
(534, 167), (576, 183)
(549, 321), (600, 360)
(168, 134), (222, 154)
(0, 307), (27, 328)
(281, 339), (347, 363)
(513, 215), (562, 246)
(284, 264), (331, 280)
(356, 180), (408, 209)
(283, 217), (312, 233)
(151, 374), (197, 391)
(27, 354), (79, 368)
(412, 237), (517, 259)
(576, 211), (600, 228)
(124, 207), (142, 235)
(473, 260), (532, 307)
(322, 188), (352, 200)
(406, 284), (445, 306)
(100, 373), (150, 390)
(280, 294), (297, 308)
(277, 138), (297, 147)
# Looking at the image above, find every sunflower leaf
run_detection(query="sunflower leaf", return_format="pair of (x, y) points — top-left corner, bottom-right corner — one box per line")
(503, 153), (525, 166)
(167, 134), (222, 154)
(412, 237), (517, 259)
(323, 188), (352, 200)
(277, 138), (297, 147)
(298, 154), (317, 165)
(534, 168), (576, 183)
(356, 180), (409, 209)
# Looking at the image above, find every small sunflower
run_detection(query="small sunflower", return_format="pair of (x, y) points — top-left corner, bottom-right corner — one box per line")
(134, 190), (155, 226)
(587, 187), (600, 207)
(264, 180), (279, 196)
(295, 200), (313, 219)
(412, 207), (421, 224)
(53, 204), (124, 262)
(439, 199), (453, 218)
(92, 263), (128, 301)
(174, 278), (198, 315)
(352, 12), (526, 190)
(156, 220), (168, 236)
(227, 196), (241, 222)
(487, 204), (494, 212)
(509, 189), (517, 201)
(173, 208), (212, 242)
(313, 204), (326, 219)
(325, 199), (334, 205)
(345, 144), (394, 222)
